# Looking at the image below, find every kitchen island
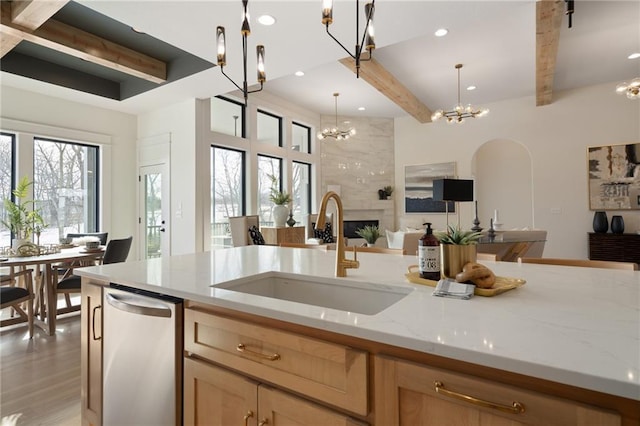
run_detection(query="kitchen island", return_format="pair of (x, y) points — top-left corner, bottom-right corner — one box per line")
(77, 246), (639, 425)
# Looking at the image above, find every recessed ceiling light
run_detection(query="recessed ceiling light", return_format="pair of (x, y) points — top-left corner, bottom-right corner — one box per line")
(294, 71), (305, 77)
(628, 52), (640, 60)
(258, 15), (276, 26)
(358, 107), (366, 111)
(466, 85), (476, 91)
(434, 28), (448, 37)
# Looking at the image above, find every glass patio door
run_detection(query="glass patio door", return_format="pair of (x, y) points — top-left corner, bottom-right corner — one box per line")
(139, 164), (170, 259)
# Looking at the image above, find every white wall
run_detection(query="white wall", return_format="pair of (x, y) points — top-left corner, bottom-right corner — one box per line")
(0, 86), (138, 252)
(394, 82), (640, 258)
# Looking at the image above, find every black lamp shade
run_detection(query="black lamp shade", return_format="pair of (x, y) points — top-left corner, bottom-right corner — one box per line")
(432, 179), (474, 202)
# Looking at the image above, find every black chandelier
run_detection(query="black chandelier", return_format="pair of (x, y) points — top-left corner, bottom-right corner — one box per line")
(216, 0), (266, 106)
(322, 0), (375, 78)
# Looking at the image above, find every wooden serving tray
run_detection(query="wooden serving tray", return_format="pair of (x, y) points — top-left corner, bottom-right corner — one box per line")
(405, 265), (526, 297)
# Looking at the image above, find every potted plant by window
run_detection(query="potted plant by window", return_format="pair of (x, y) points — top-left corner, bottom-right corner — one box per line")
(269, 188), (292, 228)
(355, 225), (381, 247)
(435, 226), (482, 278)
(2, 176), (46, 249)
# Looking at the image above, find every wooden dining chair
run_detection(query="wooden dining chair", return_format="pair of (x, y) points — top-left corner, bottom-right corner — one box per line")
(1, 268), (35, 338)
(518, 257), (638, 270)
(55, 236), (133, 316)
(279, 242), (328, 250)
(66, 232), (109, 245)
(477, 252), (500, 261)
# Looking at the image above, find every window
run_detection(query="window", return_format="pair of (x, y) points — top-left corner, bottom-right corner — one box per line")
(33, 138), (99, 245)
(292, 122), (311, 153)
(257, 155), (282, 226)
(292, 162), (311, 224)
(211, 96), (245, 137)
(257, 110), (282, 147)
(0, 133), (14, 248)
(211, 146), (245, 248)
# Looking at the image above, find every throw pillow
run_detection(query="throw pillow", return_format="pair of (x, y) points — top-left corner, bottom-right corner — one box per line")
(248, 225), (265, 245)
(312, 222), (334, 243)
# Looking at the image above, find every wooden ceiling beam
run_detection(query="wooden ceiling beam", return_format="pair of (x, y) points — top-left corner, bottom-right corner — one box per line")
(339, 57), (433, 123)
(11, 0), (69, 30)
(536, 0), (564, 106)
(0, 2), (166, 83)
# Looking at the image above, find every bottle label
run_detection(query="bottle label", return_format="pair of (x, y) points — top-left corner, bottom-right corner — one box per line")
(418, 246), (440, 273)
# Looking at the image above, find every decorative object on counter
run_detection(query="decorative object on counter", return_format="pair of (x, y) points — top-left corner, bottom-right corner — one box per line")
(269, 186), (292, 228)
(313, 222), (335, 243)
(378, 185), (394, 200)
(432, 178), (474, 230)
(355, 225), (380, 247)
(435, 226), (482, 278)
(378, 189), (388, 200)
(2, 176), (46, 249)
(248, 225), (265, 245)
(431, 64), (489, 123)
(418, 223), (440, 280)
(610, 215), (625, 234)
(487, 218), (496, 242)
(592, 211), (609, 233)
(321, 0), (375, 79)
(286, 211), (296, 227)
(215, 0), (266, 106)
(492, 209), (503, 230)
(471, 200), (482, 232)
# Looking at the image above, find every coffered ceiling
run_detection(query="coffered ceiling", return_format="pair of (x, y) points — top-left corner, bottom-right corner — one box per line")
(1, 1), (638, 120)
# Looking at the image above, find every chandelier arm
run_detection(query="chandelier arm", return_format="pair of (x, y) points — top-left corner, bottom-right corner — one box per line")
(247, 82), (264, 95)
(325, 25), (357, 60)
(220, 67), (244, 93)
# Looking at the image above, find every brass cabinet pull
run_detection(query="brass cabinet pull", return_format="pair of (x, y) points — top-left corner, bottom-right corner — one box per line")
(236, 343), (281, 361)
(258, 419), (269, 426)
(434, 381), (525, 414)
(92, 305), (102, 341)
(243, 410), (254, 426)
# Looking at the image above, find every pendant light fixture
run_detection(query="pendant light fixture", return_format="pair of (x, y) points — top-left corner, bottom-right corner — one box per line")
(615, 78), (640, 100)
(322, 0), (375, 78)
(431, 64), (489, 124)
(216, 0), (266, 106)
(318, 93), (356, 140)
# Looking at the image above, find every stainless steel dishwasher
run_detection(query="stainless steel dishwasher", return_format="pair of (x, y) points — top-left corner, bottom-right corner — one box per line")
(103, 284), (183, 426)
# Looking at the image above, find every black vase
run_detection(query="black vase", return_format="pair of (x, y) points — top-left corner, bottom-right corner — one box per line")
(592, 211), (608, 233)
(611, 215), (625, 234)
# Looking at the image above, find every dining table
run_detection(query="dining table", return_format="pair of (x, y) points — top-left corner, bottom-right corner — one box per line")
(1, 246), (105, 335)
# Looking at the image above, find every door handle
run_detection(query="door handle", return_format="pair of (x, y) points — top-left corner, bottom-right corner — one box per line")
(106, 293), (172, 318)
(160, 228), (166, 232)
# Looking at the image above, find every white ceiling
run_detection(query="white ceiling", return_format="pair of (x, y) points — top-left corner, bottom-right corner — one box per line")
(2, 0), (639, 118)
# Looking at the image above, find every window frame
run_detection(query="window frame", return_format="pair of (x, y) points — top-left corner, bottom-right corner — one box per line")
(257, 109), (283, 147)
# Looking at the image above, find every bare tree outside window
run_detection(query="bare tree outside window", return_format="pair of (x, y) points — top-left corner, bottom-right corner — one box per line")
(292, 161), (311, 224)
(0, 134), (13, 247)
(257, 155), (282, 226)
(211, 146), (244, 248)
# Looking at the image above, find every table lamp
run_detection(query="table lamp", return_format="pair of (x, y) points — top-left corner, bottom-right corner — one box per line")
(432, 179), (474, 230)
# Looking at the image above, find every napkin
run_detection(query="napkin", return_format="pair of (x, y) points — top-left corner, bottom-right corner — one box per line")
(432, 279), (474, 300)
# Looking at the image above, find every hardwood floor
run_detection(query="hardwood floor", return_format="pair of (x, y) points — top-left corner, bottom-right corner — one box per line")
(0, 314), (81, 425)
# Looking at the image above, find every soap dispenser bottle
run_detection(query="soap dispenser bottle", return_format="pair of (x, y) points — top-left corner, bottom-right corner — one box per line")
(418, 222), (441, 281)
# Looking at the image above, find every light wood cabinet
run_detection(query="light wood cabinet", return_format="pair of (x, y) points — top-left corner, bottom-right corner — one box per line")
(80, 279), (106, 426)
(374, 355), (621, 426)
(184, 356), (366, 426)
(261, 226), (306, 245)
(184, 306), (368, 416)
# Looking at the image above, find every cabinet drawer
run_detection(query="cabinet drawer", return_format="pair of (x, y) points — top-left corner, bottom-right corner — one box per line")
(184, 308), (368, 416)
(375, 356), (621, 426)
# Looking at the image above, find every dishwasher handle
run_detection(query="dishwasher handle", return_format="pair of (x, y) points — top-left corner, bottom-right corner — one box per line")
(106, 293), (172, 318)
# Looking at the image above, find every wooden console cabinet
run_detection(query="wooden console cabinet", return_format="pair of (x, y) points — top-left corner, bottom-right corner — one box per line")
(261, 226), (306, 245)
(588, 233), (640, 265)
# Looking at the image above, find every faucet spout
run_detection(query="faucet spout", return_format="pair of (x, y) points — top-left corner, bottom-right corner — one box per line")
(316, 191), (360, 277)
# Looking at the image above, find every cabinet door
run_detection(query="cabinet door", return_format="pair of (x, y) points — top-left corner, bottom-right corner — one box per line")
(184, 357), (258, 426)
(374, 356), (620, 426)
(81, 280), (104, 426)
(257, 386), (366, 426)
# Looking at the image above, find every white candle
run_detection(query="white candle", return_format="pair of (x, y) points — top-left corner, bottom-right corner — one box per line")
(494, 209), (499, 223)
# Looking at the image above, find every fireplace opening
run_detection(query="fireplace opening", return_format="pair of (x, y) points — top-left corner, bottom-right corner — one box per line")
(343, 220), (380, 239)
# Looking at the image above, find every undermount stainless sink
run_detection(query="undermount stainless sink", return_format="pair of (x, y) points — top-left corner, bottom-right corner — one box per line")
(212, 273), (412, 315)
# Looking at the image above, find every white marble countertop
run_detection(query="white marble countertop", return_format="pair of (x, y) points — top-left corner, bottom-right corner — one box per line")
(76, 246), (640, 401)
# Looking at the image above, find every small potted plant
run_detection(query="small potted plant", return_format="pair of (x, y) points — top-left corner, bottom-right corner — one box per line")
(355, 225), (381, 247)
(435, 226), (483, 278)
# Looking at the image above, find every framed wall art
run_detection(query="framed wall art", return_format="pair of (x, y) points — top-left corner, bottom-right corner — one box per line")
(404, 162), (456, 213)
(588, 142), (640, 210)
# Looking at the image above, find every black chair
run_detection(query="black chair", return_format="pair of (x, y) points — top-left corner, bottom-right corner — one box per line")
(1, 268), (35, 338)
(66, 232), (109, 245)
(55, 236), (133, 316)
